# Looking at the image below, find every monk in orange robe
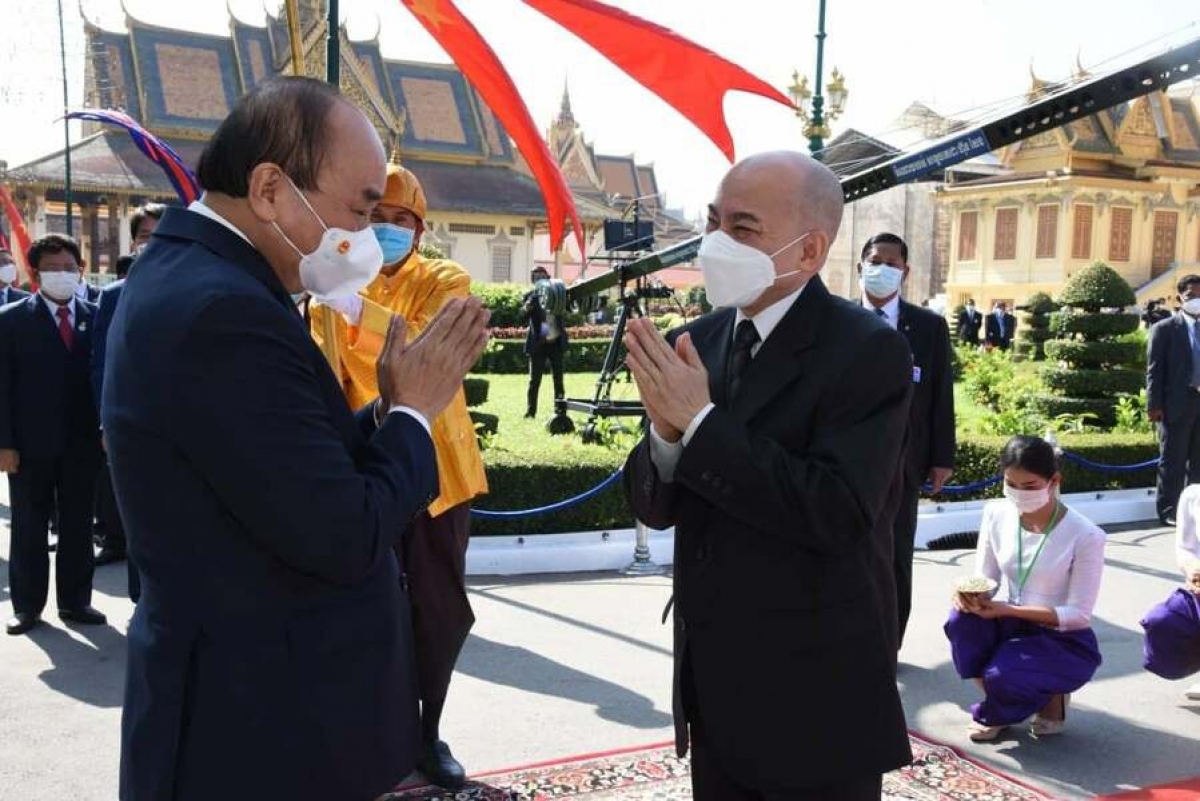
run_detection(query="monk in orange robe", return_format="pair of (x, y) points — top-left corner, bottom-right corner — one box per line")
(309, 163), (486, 791)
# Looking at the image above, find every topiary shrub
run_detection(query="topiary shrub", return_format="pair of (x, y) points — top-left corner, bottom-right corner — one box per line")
(1042, 262), (1142, 430)
(1015, 292), (1060, 361)
(1057, 262), (1137, 311)
(463, 377), (490, 408)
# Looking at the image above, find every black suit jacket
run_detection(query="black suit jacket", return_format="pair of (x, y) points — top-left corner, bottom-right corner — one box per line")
(624, 277), (913, 789)
(984, 311), (1016, 348)
(523, 289), (568, 355)
(0, 286), (30, 307)
(0, 294), (99, 461)
(104, 209), (439, 801)
(955, 306), (982, 342)
(898, 300), (956, 481)
(90, 278), (124, 409)
(1147, 313), (1197, 423)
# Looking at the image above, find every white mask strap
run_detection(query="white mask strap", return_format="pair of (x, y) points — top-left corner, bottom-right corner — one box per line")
(769, 231), (811, 259)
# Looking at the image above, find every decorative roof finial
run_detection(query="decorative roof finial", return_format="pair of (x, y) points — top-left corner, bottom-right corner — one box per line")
(389, 109), (408, 166)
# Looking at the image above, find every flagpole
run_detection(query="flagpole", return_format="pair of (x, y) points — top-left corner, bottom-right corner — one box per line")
(284, 0), (305, 76)
(57, 0), (73, 236)
(326, 0), (339, 88)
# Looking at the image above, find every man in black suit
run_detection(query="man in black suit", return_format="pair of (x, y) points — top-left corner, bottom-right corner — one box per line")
(523, 266), (568, 418)
(0, 248), (30, 306)
(1147, 274), (1200, 525)
(956, 298), (982, 345)
(985, 301), (1016, 350)
(623, 151), (912, 799)
(858, 232), (956, 646)
(90, 277), (138, 598)
(91, 205), (164, 567)
(104, 77), (489, 800)
(0, 234), (105, 635)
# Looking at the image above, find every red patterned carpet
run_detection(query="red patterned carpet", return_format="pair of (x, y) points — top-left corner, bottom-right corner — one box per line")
(384, 733), (1049, 800)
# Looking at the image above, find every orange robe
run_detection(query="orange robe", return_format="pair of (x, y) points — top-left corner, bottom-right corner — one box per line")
(310, 253), (487, 517)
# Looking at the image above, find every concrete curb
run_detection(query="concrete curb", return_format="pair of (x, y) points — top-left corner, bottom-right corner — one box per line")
(465, 486), (1159, 576)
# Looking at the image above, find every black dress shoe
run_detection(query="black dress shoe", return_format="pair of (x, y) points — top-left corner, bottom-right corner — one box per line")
(1160, 515), (1177, 527)
(58, 606), (107, 626)
(94, 547), (127, 566)
(419, 740), (466, 791)
(5, 613), (41, 636)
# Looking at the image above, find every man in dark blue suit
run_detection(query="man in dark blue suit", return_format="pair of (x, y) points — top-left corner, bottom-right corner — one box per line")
(1147, 274), (1200, 525)
(0, 248), (30, 306)
(523, 266), (568, 418)
(103, 77), (489, 801)
(91, 275), (138, 599)
(1, 234), (105, 635)
(858, 233), (956, 646)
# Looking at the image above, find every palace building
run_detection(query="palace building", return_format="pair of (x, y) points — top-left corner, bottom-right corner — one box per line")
(1, 0), (694, 286)
(938, 72), (1200, 311)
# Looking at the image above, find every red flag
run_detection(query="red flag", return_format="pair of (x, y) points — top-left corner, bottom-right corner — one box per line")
(522, 0), (794, 162)
(399, 0), (583, 255)
(0, 184), (33, 282)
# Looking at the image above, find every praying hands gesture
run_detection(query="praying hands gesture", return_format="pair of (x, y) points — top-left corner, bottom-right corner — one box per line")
(623, 318), (711, 443)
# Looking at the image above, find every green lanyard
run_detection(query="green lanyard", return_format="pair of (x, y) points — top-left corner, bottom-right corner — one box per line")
(1014, 502), (1062, 603)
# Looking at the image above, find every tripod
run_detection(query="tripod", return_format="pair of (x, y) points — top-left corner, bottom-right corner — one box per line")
(552, 279), (651, 442)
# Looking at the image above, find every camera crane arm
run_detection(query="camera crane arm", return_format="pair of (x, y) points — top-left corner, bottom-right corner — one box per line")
(561, 34), (1200, 306)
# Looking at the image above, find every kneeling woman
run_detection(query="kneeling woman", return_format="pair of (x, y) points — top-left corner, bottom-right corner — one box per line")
(1140, 483), (1200, 700)
(945, 435), (1106, 741)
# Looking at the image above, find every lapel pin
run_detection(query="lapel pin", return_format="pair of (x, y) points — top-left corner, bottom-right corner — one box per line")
(79, 321), (87, 332)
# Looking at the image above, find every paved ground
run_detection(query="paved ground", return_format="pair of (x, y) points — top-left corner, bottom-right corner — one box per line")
(1, 484), (1198, 799)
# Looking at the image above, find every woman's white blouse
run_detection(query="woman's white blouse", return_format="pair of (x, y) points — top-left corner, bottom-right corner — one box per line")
(1174, 484), (1200, 572)
(975, 500), (1106, 632)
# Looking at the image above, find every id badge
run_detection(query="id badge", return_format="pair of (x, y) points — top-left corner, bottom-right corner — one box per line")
(912, 366), (922, 384)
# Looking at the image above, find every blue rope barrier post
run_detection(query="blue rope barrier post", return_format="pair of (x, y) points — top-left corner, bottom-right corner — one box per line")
(621, 521), (666, 576)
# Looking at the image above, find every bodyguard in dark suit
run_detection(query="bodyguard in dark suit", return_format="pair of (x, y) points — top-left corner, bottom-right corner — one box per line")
(1147, 274), (1200, 525)
(0, 248), (30, 306)
(90, 277), (138, 598)
(104, 77), (490, 801)
(0, 234), (105, 635)
(956, 298), (982, 345)
(523, 266), (568, 417)
(858, 233), (955, 645)
(624, 152), (912, 800)
(985, 301), (1016, 350)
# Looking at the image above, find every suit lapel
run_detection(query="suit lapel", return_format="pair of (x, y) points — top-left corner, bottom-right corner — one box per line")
(687, 308), (734, 410)
(27, 295), (69, 354)
(730, 276), (829, 424)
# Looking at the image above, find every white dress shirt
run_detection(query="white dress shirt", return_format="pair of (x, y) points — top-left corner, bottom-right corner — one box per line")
(185, 198), (429, 436)
(648, 283), (807, 482)
(861, 293), (900, 330)
(39, 293), (76, 328)
(974, 499), (1106, 631)
(1173, 484), (1200, 572)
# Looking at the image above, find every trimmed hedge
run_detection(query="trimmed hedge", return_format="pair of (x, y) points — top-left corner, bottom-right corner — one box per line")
(1049, 311), (1140, 339)
(1041, 367), (1143, 397)
(1027, 394), (1118, 425)
(468, 431), (1158, 535)
(473, 443), (630, 536)
(474, 339), (615, 374)
(463, 377), (490, 408)
(1057, 262), (1137, 311)
(1044, 340), (1143, 368)
(930, 432), (1156, 502)
(472, 281), (585, 328)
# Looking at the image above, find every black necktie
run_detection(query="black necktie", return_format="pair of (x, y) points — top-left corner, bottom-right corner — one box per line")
(727, 319), (760, 402)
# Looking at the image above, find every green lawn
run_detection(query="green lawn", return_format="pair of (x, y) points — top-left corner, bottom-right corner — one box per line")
(471, 371), (644, 450)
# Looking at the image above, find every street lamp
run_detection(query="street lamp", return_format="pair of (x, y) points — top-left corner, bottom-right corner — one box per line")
(787, 0), (848, 159)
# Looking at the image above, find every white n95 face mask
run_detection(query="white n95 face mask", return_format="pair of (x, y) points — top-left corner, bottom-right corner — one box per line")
(697, 230), (809, 309)
(1182, 298), (1200, 317)
(0, 262), (16, 285)
(273, 176), (384, 302)
(860, 263), (904, 298)
(39, 271), (80, 302)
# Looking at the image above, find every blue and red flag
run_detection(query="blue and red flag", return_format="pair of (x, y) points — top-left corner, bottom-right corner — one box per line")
(65, 109), (201, 204)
